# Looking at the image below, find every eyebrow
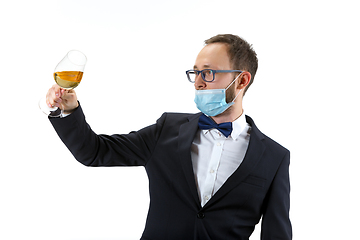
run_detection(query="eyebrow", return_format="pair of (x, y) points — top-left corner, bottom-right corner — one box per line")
(193, 64), (211, 70)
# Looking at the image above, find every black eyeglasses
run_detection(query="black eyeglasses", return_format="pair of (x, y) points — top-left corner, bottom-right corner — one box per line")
(186, 69), (243, 83)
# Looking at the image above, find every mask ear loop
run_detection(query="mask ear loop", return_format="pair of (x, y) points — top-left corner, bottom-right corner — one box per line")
(225, 73), (243, 103)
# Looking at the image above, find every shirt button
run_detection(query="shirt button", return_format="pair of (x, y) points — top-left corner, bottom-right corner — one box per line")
(216, 142), (221, 146)
(210, 169), (214, 173)
(205, 195), (210, 200)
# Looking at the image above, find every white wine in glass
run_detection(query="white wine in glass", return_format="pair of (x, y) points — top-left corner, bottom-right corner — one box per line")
(54, 71), (84, 89)
(39, 50), (87, 117)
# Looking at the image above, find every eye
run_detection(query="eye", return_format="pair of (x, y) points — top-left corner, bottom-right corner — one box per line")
(203, 70), (211, 76)
(202, 70), (214, 81)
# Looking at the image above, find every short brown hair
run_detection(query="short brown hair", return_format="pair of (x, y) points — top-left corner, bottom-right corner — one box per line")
(205, 34), (258, 94)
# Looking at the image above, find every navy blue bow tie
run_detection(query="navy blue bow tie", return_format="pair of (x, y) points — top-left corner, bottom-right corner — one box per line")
(198, 114), (233, 137)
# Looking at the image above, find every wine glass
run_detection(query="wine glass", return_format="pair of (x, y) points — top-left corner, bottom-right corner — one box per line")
(39, 50), (87, 117)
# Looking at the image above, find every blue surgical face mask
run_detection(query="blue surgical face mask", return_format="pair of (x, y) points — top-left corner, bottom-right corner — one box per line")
(194, 74), (242, 116)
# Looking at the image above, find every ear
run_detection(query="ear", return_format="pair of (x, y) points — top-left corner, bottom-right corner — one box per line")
(237, 72), (251, 90)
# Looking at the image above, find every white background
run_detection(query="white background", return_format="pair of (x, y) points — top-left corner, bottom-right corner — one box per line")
(1, 0), (359, 239)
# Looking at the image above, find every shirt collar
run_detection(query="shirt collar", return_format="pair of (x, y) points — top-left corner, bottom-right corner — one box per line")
(230, 112), (248, 140)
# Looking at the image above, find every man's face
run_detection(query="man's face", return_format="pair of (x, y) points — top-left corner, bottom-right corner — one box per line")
(193, 43), (235, 91)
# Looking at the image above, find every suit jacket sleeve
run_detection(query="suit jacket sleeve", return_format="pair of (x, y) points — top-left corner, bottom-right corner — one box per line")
(49, 104), (164, 167)
(261, 150), (292, 240)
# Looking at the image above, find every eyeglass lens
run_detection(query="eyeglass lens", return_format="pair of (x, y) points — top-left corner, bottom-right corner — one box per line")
(188, 70), (214, 82)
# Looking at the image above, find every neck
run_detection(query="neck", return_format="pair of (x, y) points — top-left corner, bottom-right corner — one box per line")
(211, 104), (244, 124)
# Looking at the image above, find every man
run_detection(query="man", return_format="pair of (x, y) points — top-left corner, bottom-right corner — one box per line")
(47, 34), (292, 239)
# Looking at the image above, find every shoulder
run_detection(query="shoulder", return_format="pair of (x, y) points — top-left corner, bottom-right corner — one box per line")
(151, 112), (202, 136)
(157, 112), (202, 124)
(246, 115), (289, 154)
(162, 112), (201, 118)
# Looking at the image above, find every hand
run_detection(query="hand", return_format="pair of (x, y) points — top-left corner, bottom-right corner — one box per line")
(46, 84), (79, 114)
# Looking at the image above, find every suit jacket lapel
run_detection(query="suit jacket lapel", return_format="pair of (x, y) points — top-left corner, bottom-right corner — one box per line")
(178, 113), (202, 208)
(203, 115), (266, 209)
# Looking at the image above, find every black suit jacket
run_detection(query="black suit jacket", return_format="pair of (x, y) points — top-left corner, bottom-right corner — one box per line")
(50, 105), (292, 240)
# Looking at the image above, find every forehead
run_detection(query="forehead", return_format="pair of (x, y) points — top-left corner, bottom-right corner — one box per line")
(194, 43), (231, 70)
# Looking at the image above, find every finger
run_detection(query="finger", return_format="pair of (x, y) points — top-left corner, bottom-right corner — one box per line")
(51, 84), (62, 98)
(60, 88), (66, 97)
(46, 85), (62, 108)
(47, 95), (61, 108)
(46, 87), (55, 107)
